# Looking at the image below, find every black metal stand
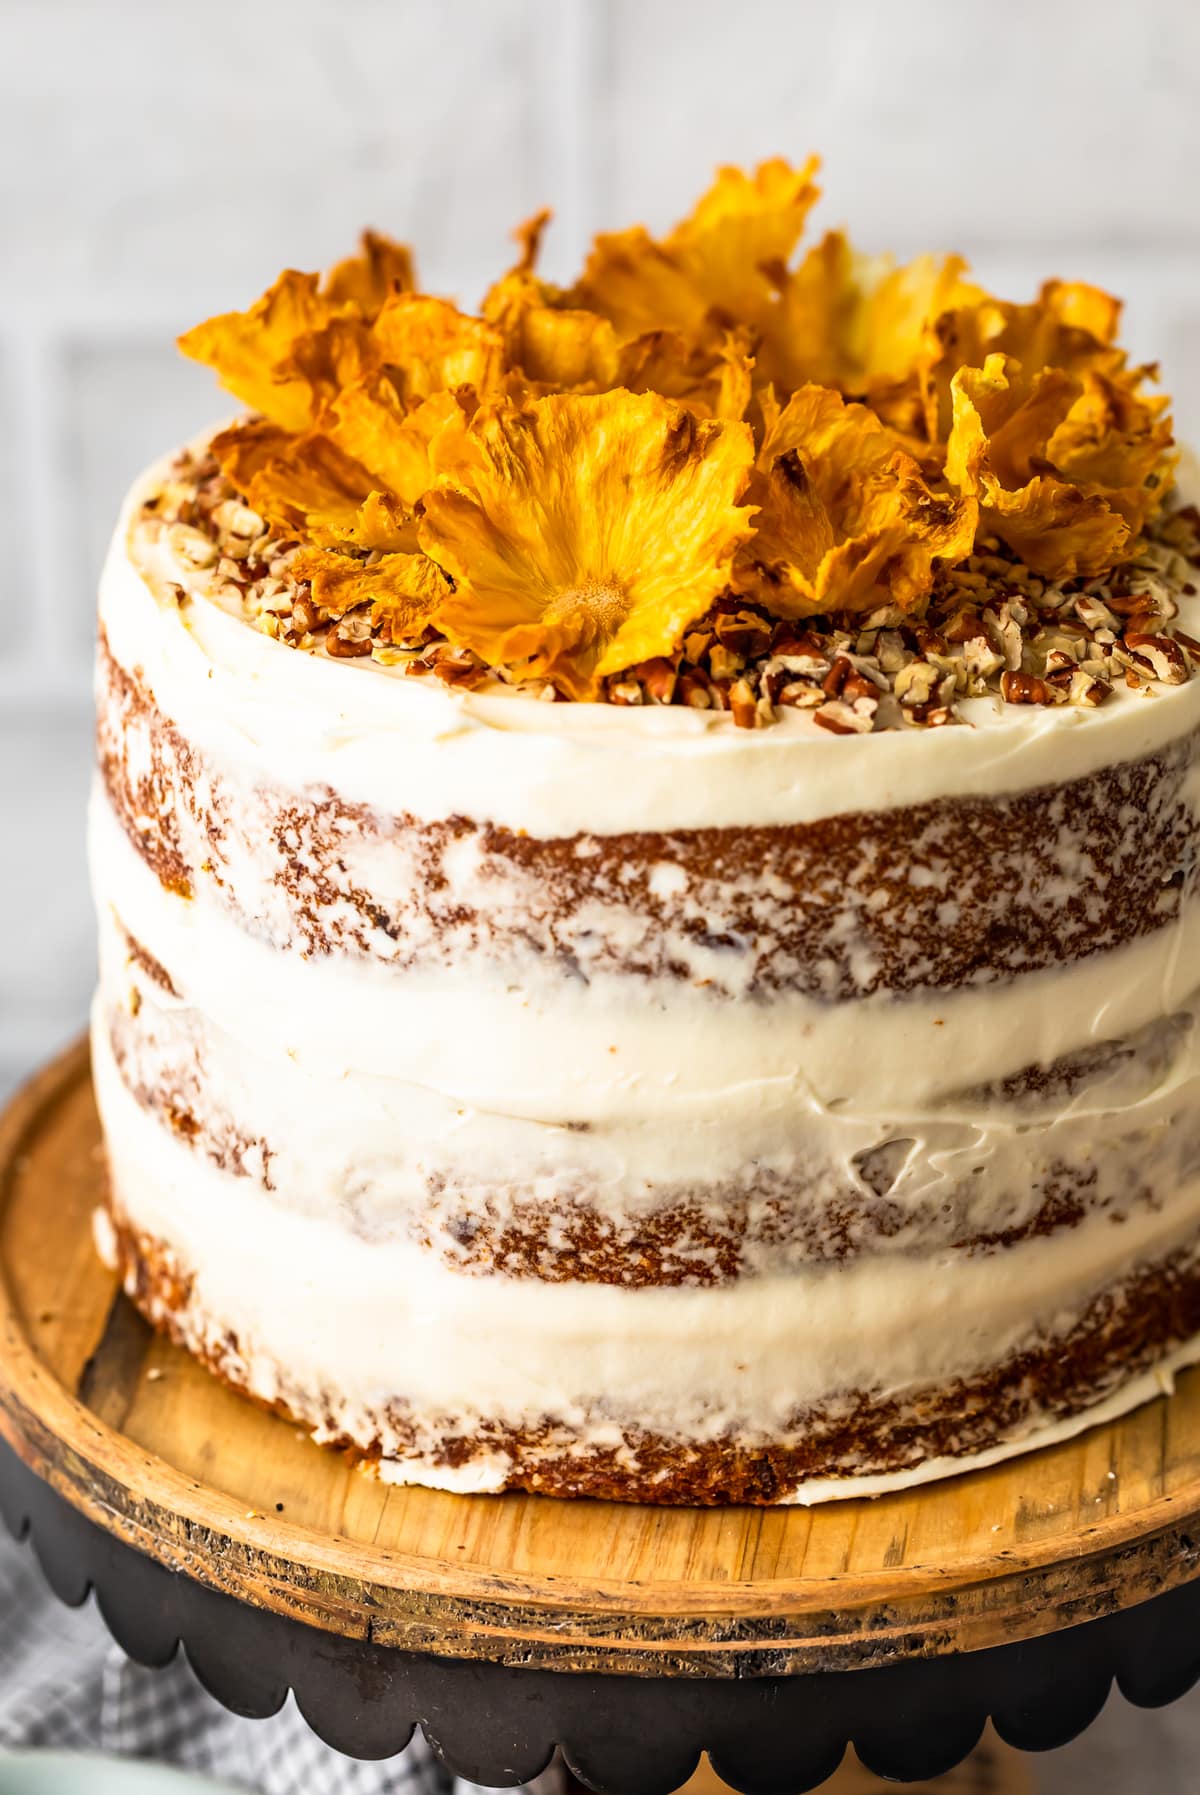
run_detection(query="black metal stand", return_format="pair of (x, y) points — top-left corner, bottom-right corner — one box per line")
(3, 1444), (1200, 1793)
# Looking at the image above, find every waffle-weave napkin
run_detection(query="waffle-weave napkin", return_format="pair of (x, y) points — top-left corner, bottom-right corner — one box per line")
(0, 1532), (560, 1795)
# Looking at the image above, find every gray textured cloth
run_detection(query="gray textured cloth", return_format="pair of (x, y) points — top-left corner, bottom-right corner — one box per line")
(0, 1532), (555, 1794)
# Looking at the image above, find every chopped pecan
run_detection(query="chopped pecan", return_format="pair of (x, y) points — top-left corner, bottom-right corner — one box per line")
(326, 628), (372, 659)
(607, 679), (644, 705)
(678, 670), (712, 709)
(1069, 668), (1112, 706)
(633, 658), (678, 704)
(813, 698), (874, 735)
(1001, 670), (1054, 704)
(729, 677), (760, 728)
(709, 644), (745, 681)
(894, 661), (939, 706)
(1124, 631), (1189, 685)
(777, 679), (824, 708)
(713, 611), (772, 657)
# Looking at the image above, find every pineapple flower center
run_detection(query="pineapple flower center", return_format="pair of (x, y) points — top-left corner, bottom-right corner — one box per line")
(544, 578), (630, 645)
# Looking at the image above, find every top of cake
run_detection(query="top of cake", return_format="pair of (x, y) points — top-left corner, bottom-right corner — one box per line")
(137, 154), (1200, 739)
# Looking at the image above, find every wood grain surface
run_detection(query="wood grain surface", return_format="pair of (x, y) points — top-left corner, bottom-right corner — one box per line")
(2, 1039), (1200, 1677)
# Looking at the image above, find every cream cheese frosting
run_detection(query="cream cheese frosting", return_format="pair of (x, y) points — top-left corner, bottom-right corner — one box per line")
(99, 911), (1200, 1283)
(93, 1019), (1200, 1498)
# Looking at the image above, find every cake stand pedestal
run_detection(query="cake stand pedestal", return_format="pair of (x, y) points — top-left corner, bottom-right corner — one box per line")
(3, 1042), (1200, 1793)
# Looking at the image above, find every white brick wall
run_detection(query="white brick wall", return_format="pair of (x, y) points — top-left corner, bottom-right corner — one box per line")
(0, 9), (1199, 1772)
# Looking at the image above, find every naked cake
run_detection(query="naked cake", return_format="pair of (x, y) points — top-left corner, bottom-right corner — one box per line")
(90, 157), (1200, 1503)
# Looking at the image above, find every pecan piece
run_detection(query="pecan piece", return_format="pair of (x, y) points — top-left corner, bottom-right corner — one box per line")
(326, 628), (372, 659)
(1124, 632), (1189, 685)
(1001, 670), (1054, 704)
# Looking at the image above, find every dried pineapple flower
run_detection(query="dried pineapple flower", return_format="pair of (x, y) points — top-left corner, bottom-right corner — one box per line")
(371, 294), (506, 400)
(918, 279), (1162, 448)
(482, 220), (624, 391)
(759, 229), (982, 405)
(736, 385), (977, 615)
(325, 381), (468, 510)
(946, 352), (1173, 576)
(617, 328), (755, 421)
(180, 272), (349, 432)
(176, 156), (1183, 689)
(291, 546), (450, 644)
(420, 390), (755, 697)
(210, 419), (415, 554)
(1046, 367), (1176, 527)
(322, 229), (415, 314)
(573, 156), (820, 343)
(178, 231), (414, 429)
(497, 292), (622, 391)
(485, 249), (751, 417)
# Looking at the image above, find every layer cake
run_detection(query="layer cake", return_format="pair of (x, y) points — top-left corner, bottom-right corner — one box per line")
(89, 158), (1200, 1502)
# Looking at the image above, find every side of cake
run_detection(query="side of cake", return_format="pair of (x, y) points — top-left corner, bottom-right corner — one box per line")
(89, 158), (1200, 1502)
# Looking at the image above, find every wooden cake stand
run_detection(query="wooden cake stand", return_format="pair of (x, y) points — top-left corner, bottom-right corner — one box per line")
(3, 1042), (1200, 1793)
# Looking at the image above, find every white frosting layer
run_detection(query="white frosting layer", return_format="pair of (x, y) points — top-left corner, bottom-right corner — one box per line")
(99, 903), (1200, 1275)
(94, 1016), (1200, 1492)
(106, 448), (1200, 835)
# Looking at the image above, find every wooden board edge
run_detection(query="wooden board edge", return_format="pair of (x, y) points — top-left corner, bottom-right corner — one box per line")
(4, 1375), (1200, 1674)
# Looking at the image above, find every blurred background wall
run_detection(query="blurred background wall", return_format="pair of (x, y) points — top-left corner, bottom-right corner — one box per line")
(0, 3), (1199, 1783)
(3, 0), (1199, 1100)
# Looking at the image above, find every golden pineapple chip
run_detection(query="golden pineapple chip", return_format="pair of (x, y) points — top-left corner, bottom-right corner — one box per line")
(918, 280), (1150, 447)
(737, 385), (976, 615)
(420, 390), (755, 697)
(371, 294), (506, 400)
(480, 210), (564, 338)
(760, 230), (982, 403)
(322, 229), (416, 316)
(504, 299), (621, 390)
(966, 474), (1131, 579)
(671, 155), (822, 320)
(325, 379), (465, 510)
(179, 272), (344, 432)
(1047, 369), (1175, 528)
(328, 491), (420, 556)
(511, 208), (553, 275)
(209, 417), (295, 493)
(214, 423), (415, 554)
(292, 546), (450, 641)
(574, 156), (820, 342)
(946, 353), (1171, 574)
(277, 316), (377, 423)
(618, 328), (755, 421)
(572, 227), (715, 342)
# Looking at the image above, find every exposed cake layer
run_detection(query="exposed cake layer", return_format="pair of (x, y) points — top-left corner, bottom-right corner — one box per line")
(91, 787), (1200, 1116)
(97, 624), (1200, 1002)
(93, 1020), (1200, 1503)
(100, 913), (1200, 1285)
